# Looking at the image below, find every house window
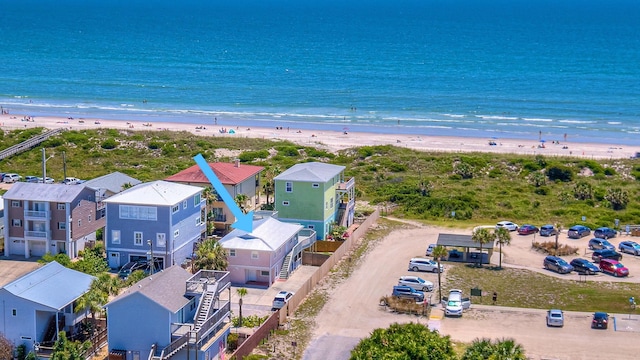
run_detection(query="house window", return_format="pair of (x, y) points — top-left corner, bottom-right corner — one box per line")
(194, 193), (201, 205)
(134, 232), (143, 246)
(229, 249), (236, 257)
(78, 219), (82, 227)
(330, 197), (334, 208)
(88, 214), (92, 222)
(261, 271), (269, 276)
(174, 229), (179, 238)
(12, 309), (16, 316)
(119, 205), (157, 221)
(251, 251), (259, 259)
(12, 219), (22, 227)
(325, 201), (328, 210)
(172, 205), (179, 213)
(11, 200), (21, 208)
(195, 217), (201, 226)
(112, 230), (121, 244)
(58, 222), (66, 230)
(157, 233), (166, 247)
(183, 200), (188, 209)
(285, 182), (293, 193)
(282, 201), (290, 206)
(312, 183), (319, 188)
(57, 203), (66, 210)
(308, 225), (315, 229)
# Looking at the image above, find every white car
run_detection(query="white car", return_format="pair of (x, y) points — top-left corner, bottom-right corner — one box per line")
(38, 177), (55, 184)
(443, 289), (471, 317)
(62, 177), (81, 185)
(272, 291), (294, 310)
(408, 258), (444, 273)
(496, 221), (519, 231)
(425, 243), (436, 256)
(546, 309), (564, 327)
(398, 276), (434, 292)
(2, 173), (22, 183)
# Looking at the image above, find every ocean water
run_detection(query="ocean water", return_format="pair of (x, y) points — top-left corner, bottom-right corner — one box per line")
(1, 0), (639, 145)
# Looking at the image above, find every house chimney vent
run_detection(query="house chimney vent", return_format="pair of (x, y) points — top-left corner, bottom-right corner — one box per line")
(234, 159), (240, 168)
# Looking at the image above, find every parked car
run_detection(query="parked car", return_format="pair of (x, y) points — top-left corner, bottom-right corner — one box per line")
(443, 289), (471, 317)
(588, 238), (615, 250)
(398, 276), (434, 292)
(591, 312), (609, 329)
(496, 221), (518, 231)
(392, 285), (425, 302)
(591, 249), (622, 263)
(425, 243), (436, 256)
(567, 225), (591, 239)
(24, 175), (39, 183)
(118, 261), (149, 279)
(272, 291), (294, 310)
(543, 256), (574, 274)
(569, 258), (600, 275)
(62, 177), (81, 185)
(408, 258), (444, 273)
(546, 309), (564, 327)
(0, 173), (5, 181)
(2, 173), (22, 183)
(619, 241), (640, 256)
(38, 177), (55, 184)
(594, 227), (617, 239)
(517, 224), (539, 235)
(539, 224), (558, 237)
(599, 259), (629, 277)
(448, 249), (463, 259)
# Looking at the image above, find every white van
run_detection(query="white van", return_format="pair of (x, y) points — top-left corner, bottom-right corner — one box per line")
(3, 173), (22, 183)
(443, 289), (471, 317)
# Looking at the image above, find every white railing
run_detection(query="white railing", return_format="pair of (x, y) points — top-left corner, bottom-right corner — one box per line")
(25, 231), (48, 238)
(25, 210), (49, 218)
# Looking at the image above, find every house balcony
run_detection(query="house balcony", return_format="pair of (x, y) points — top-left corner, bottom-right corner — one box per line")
(337, 177), (355, 192)
(25, 210), (50, 220)
(25, 230), (50, 239)
(212, 214), (227, 222)
(185, 270), (230, 296)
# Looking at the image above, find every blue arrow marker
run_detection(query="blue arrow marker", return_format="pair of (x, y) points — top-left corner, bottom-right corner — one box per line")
(194, 154), (254, 232)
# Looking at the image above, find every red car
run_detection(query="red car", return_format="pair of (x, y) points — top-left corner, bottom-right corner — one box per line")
(517, 224), (539, 235)
(599, 259), (629, 277)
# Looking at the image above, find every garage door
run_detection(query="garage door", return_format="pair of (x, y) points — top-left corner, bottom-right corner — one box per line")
(9, 239), (25, 256)
(30, 241), (47, 257)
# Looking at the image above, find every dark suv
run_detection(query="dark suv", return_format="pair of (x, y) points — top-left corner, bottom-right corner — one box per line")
(392, 285), (425, 302)
(591, 249), (622, 263)
(539, 225), (558, 237)
(569, 258), (600, 275)
(543, 256), (574, 274)
(594, 227), (617, 239)
(567, 225), (590, 239)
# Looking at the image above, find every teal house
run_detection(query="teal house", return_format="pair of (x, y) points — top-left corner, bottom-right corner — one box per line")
(274, 162), (355, 239)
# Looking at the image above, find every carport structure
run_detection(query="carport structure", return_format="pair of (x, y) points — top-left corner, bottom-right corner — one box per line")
(436, 233), (494, 264)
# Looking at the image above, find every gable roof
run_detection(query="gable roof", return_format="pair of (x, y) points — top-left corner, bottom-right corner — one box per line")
(3, 182), (86, 202)
(165, 162), (263, 185)
(83, 172), (142, 194)
(1, 261), (95, 310)
(220, 217), (303, 251)
(274, 162), (345, 183)
(103, 180), (202, 206)
(106, 266), (192, 313)
(436, 233), (494, 250)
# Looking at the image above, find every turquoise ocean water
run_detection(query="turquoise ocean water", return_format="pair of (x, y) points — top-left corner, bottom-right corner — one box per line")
(1, 0), (639, 145)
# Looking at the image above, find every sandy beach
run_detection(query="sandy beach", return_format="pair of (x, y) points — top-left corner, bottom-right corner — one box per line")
(1, 113), (638, 159)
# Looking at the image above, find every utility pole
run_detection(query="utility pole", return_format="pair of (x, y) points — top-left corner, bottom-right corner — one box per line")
(148, 239), (154, 275)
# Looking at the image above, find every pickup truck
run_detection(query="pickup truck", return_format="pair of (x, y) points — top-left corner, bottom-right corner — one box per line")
(442, 289), (471, 317)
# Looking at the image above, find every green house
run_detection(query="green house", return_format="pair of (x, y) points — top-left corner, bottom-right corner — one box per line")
(274, 162), (355, 239)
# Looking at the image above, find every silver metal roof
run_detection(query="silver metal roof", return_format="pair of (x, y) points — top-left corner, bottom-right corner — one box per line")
(1, 261), (95, 310)
(274, 162), (345, 182)
(103, 180), (202, 206)
(3, 182), (86, 202)
(83, 171), (142, 194)
(220, 217), (303, 251)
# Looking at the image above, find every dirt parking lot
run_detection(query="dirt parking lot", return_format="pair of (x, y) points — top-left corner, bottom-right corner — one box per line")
(302, 221), (640, 360)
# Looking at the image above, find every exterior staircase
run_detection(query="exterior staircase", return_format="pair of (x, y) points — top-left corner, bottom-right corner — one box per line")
(194, 290), (215, 332)
(279, 253), (293, 280)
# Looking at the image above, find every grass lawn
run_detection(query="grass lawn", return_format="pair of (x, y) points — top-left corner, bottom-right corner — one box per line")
(443, 264), (640, 314)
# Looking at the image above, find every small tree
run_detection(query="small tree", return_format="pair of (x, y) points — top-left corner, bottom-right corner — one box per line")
(605, 188), (629, 210)
(471, 228), (495, 268)
(0, 333), (13, 360)
(463, 337), (526, 360)
(51, 331), (91, 360)
(193, 238), (228, 271)
(236, 287), (248, 327)
(432, 245), (448, 303)
(234, 194), (249, 214)
(494, 227), (512, 269)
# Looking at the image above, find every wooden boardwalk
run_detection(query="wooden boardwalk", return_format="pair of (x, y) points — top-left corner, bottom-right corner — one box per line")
(0, 128), (65, 161)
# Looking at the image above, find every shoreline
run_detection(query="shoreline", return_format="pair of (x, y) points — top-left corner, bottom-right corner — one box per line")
(1, 113), (638, 159)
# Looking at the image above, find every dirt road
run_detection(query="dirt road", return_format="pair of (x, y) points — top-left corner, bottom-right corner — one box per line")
(303, 221), (640, 360)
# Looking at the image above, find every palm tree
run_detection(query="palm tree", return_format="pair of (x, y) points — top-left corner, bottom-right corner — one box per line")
(494, 227), (512, 269)
(262, 165), (281, 207)
(236, 287), (248, 327)
(491, 338), (526, 359)
(471, 228), (494, 268)
(432, 245), (448, 303)
(193, 238), (228, 271)
(234, 194), (249, 214)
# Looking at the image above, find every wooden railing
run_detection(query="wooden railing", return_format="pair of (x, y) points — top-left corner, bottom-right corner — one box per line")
(0, 128), (65, 160)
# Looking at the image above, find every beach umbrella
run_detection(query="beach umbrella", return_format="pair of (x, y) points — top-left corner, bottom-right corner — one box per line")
(540, 139), (546, 143)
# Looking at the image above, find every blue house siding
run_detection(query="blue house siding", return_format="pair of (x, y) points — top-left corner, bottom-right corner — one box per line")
(107, 293), (172, 359)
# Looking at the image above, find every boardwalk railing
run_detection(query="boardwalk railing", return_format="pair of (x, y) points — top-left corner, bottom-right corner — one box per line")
(0, 128), (65, 161)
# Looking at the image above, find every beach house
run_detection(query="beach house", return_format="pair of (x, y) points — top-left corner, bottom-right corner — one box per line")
(274, 162), (355, 240)
(165, 160), (263, 236)
(102, 181), (205, 270)
(0, 261), (95, 353)
(105, 266), (231, 360)
(2, 183), (105, 259)
(219, 213), (316, 285)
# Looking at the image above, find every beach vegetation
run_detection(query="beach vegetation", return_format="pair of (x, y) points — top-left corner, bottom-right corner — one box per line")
(573, 181), (592, 200)
(239, 149), (270, 162)
(100, 137), (117, 149)
(546, 164), (573, 182)
(604, 188), (629, 210)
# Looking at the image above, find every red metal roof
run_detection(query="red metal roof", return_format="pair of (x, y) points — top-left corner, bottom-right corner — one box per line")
(165, 162), (263, 185)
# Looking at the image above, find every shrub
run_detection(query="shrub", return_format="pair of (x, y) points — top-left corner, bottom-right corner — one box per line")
(239, 150), (269, 162)
(101, 138), (117, 149)
(532, 241), (579, 256)
(148, 141), (161, 149)
(547, 165), (573, 182)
